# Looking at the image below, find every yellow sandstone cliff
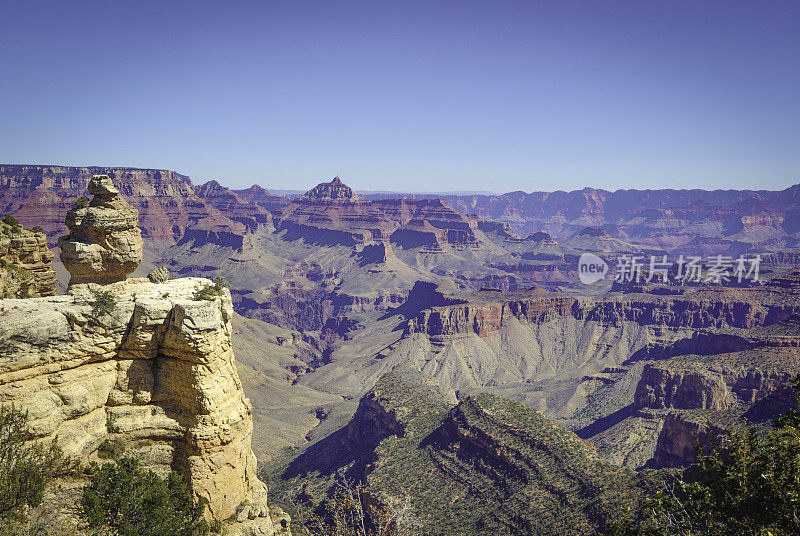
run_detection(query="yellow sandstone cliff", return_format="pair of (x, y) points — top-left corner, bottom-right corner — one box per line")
(0, 175), (288, 535)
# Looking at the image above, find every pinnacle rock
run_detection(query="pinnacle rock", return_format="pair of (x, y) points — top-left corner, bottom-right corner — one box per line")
(58, 175), (143, 286)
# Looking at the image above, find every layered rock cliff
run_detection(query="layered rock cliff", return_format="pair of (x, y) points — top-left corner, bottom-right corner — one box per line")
(0, 221), (57, 297)
(363, 184), (800, 253)
(0, 277), (288, 533)
(0, 165), (256, 248)
(405, 282), (800, 339)
(379, 278), (800, 469)
(633, 363), (796, 412)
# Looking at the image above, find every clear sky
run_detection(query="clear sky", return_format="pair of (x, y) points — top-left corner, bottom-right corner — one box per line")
(1, 1), (799, 193)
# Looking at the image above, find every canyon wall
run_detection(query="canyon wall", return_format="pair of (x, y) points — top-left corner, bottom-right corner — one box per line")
(0, 222), (57, 297)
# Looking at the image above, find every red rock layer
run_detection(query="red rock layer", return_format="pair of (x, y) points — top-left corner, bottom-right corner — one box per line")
(0, 165), (260, 248)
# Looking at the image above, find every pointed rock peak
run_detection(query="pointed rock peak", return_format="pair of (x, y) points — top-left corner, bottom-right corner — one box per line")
(245, 184), (270, 193)
(196, 180), (230, 197)
(302, 176), (360, 201)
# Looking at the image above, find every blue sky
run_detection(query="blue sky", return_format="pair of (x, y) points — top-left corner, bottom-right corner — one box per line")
(1, 1), (799, 193)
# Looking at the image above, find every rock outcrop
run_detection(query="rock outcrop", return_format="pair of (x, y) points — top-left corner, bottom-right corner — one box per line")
(0, 222), (57, 297)
(0, 277), (287, 533)
(634, 365), (732, 410)
(373, 198), (482, 249)
(634, 363), (796, 412)
(59, 175), (144, 285)
(650, 413), (722, 468)
(274, 177), (494, 249)
(303, 175), (358, 200)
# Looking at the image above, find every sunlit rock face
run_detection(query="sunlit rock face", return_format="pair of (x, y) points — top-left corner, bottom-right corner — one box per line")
(59, 174), (144, 285)
(0, 224), (57, 297)
(0, 277), (282, 529)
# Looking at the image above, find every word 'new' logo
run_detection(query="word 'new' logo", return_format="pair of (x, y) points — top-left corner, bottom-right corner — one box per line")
(578, 253), (608, 284)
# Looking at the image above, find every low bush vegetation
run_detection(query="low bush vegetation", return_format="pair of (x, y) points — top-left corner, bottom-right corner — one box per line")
(192, 276), (229, 301)
(97, 438), (126, 460)
(0, 406), (75, 528)
(81, 457), (210, 536)
(291, 478), (420, 536)
(609, 375), (800, 536)
(90, 289), (117, 318)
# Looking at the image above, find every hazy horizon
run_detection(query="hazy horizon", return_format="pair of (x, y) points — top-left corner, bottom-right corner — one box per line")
(2, 1), (798, 192)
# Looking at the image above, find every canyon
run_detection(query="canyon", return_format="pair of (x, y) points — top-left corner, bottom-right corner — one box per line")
(3, 164), (800, 533)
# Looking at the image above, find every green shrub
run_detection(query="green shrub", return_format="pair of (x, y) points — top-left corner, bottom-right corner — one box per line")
(106, 413), (120, 433)
(73, 196), (89, 209)
(90, 289), (117, 318)
(81, 457), (209, 536)
(609, 375), (800, 536)
(0, 406), (76, 524)
(1, 215), (17, 226)
(97, 439), (125, 460)
(192, 276), (229, 301)
(30, 226), (45, 235)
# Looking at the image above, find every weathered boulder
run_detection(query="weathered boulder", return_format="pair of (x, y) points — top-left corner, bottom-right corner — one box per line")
(0, 277), (285, 532)
(147, 266), (170, 283)
(59, 175), (143, 285)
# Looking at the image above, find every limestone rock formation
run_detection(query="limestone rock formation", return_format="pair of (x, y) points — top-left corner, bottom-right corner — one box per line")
(59, 175), (144, 285)
(274, 177), (492, 249)
(0, 222), (56, 297)
(0, 277), (287, 533)
(374, 198), (482, 250)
